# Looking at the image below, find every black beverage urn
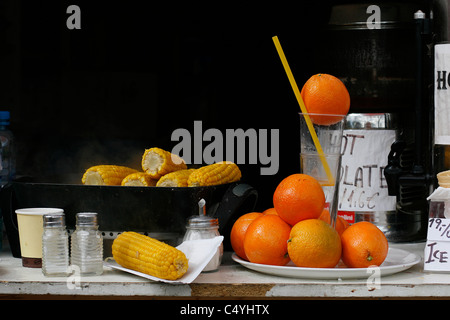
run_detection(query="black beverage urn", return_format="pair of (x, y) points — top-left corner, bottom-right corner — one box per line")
(316, 1), (448, 242)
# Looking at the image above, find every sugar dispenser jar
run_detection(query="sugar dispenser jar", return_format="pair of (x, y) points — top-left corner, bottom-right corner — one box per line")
(183, 199), (223, 272)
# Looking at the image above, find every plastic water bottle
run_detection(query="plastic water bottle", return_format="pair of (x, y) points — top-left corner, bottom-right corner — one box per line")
(0, 111), (15, 186)
(0, 111), (14, 252)
(70, 212), (103, 276)
(42, 213), (69, 276)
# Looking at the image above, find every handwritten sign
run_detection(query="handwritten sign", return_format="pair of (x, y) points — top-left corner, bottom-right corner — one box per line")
(338, 129), (396, 212)
(424, 218), (450, 271)
(427, 218), (450, 240)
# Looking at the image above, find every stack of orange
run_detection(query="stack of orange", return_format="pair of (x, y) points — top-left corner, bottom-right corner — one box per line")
(230, 73), (388, 269)
(230, 173), (389, 268)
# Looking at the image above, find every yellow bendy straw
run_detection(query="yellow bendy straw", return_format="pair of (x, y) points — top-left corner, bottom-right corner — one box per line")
(272, 35), (334, 184)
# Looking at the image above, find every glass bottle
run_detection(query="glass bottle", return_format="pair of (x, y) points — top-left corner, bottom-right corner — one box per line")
(42, 213), (69, 276)
(70, 212), (103, 276)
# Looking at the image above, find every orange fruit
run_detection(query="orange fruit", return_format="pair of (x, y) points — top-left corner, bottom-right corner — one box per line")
(243, 214), (291, 266)
(230, 212), (264, 260)
(287, 219), (342, 268)
(273, 174), (325, 226)
(262, 207), (278, 215)
(301, 73), (350, 125)
(340, 221), (389, 268)
(318, 209), (349, 236)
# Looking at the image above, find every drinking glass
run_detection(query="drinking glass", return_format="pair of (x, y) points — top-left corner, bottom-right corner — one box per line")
(299, 113), (345, 227)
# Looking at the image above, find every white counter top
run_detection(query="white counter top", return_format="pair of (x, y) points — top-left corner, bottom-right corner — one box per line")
(0, 242), (448, 299)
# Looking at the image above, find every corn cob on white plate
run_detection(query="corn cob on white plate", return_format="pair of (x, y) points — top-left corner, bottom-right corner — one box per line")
(105, 236), (223, 284)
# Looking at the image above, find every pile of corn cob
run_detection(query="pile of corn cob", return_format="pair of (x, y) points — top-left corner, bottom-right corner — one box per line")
(81, 147), (242, 187)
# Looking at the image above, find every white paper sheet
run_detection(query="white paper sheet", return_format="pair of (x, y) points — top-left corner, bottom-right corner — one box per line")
(435, 44), (450, 145)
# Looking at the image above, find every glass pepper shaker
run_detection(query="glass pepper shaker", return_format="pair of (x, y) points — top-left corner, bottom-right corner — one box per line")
(183, 199), (223, 272)
(70, 212), (103, 276)
(42, 213), (69, 277)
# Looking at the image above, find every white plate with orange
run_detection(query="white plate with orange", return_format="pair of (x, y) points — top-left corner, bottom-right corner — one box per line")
(232, 247), (420, 280)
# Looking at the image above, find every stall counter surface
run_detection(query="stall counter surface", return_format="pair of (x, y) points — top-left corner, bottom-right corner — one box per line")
(0, 242), (447, 299)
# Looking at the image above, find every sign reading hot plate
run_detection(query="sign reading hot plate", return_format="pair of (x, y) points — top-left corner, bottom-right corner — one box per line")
(435, 43), (450, 145)
(339, 115), (397, 212)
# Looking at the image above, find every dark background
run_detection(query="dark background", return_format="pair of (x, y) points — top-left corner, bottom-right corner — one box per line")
(0, 1), (338, 209)
(7, 1), (444, 211)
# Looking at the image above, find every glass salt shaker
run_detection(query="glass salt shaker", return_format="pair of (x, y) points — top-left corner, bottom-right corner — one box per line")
(42, 213), (69, 276)
(183, 199), (223, 272)
(70, 212), (103, 276)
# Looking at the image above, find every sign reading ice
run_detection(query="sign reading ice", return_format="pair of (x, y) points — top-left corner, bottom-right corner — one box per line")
(424, 218), (450, 271)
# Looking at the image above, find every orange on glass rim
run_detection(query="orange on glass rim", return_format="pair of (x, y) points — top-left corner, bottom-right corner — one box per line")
(243, 214), (291, 266)
(230, 212), (263, 260)
(273, 174), (325, 226)
(340, 221), (389, 268)
(287, 219), (342, 268)
(301, 73), (350, 125)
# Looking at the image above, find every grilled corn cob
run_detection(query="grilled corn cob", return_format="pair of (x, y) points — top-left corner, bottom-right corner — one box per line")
(187, 161), (241, 187)
(156, 169), (196, 187)
(142, 147), (187, 179)
(121, 172), (158, 186)
(112, 231), (188, 280)
(82, 165), (138, 186)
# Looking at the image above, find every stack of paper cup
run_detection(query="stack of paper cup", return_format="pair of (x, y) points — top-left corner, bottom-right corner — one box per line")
(437, 170), (450, 188)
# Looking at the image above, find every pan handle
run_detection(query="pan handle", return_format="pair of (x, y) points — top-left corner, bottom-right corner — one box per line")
(214, 183), (258, 238)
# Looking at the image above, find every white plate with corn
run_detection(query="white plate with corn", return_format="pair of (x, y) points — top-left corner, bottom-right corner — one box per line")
(105, 232), (224, 284)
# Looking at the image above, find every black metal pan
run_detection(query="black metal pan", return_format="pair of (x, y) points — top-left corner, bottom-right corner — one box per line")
(1, 181), (258, 258)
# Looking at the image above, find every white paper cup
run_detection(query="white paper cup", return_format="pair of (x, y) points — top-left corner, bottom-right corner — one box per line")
(16, 208), (64, 268)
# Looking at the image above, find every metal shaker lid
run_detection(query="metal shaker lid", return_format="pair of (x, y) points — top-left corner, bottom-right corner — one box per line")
(76, 212), (98, 226)
(186, 198), (219, 228)
(43, 213), (65, 228)
(187, 215), (219, 228)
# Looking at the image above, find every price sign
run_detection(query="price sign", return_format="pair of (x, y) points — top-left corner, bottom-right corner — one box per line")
(339, 130), (396, 212)
(424, 218), (450, 271)
(427, 218), (450, 240)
